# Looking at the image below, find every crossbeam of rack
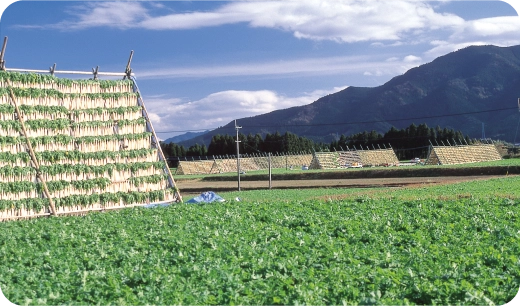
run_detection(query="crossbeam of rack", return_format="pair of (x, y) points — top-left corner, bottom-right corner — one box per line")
(4, 68), (133, 77)
(0, 36), (135, 79)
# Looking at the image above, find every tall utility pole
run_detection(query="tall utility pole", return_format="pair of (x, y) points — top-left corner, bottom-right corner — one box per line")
(235, 120), (242, 191)
(515, 98), (520, 146)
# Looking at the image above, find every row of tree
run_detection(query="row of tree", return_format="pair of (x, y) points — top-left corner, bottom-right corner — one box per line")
(206, 132), (317, 156)
(161, 123), (473, 161)
(161, 142), (208, 158)
(161, 131), (320, 159)
(329, 123), (472, 159)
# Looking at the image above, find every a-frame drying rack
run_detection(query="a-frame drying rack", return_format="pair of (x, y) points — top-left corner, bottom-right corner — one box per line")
(0, 37), (182, 221)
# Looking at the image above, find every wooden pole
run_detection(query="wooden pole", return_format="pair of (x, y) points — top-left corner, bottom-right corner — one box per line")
(0, 36), (7, 70)
(124, 50), (134, 79)
(49, 63), (56, 76)
(235, 120), (242, 192)
(268, 152), (272, 189)
(131, 77), (182, 202)
(7, 79), (57, 216)
(92, 66), (99, 80)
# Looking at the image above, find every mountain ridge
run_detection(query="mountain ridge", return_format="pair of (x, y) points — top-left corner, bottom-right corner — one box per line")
(180, 45), (520, 147)
(163, 130), (209, 144)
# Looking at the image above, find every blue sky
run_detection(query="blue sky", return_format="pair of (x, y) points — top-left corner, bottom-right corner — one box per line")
(0, 0), (519, 141)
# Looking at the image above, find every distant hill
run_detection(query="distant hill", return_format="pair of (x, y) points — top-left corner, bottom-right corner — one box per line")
(180, 45), (520, 147)
(163, 130), (210, 144)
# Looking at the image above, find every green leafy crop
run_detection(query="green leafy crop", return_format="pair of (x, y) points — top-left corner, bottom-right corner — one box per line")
(0, 71), (133, 89)
(0, 195), (518, 305)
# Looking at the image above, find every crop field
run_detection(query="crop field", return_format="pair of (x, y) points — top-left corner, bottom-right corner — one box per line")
(220, 175), (520, 203)
(0, 176), (519, 305)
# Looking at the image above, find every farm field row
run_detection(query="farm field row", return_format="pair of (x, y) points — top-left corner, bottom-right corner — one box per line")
(0, 176), (519, 305)
(172, 157), (520, 181)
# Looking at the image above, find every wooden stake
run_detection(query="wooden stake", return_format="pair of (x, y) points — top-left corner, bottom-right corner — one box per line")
(92, 66), (99, 80)
(0, 36), (7, 70)
(50, 63), (56, 76)
(124, 50), (134, 79)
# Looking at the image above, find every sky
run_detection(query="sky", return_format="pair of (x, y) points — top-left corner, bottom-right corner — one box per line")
(0, 0), (519, 141)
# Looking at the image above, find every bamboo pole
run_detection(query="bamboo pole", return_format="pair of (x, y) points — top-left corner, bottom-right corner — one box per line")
(6, 79), (58, 216)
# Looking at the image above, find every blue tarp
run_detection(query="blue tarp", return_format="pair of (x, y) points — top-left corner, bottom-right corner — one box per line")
(143, 203), (171, 208)
(186, 191), (225, 204)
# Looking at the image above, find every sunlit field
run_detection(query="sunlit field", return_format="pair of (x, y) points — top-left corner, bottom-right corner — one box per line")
(1, 174), (519, 305)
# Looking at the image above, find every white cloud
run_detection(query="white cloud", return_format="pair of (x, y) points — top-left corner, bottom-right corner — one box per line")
(425, 40), (488, 59)
(21, 0), (464, 43)
(424, 15), (520, 59)
(144, 86), (347, 139)
(451, 16), (520, 40)
(403, 55), (422, 62)
(137, 55), (424, 80)
(385, 57), (400, 62)
(24, 2), (150, 30)
(138, 1), (464, 43)
(147, 112), (161, 124)
(363, 70), (384, 76)
(15, 0), (518, 67)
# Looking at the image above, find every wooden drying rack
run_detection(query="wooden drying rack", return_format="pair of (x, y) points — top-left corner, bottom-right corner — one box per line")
(0, 36), (182, 217)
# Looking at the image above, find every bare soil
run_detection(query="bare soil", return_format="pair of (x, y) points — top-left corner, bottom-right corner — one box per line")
(177, 175), (503, 198)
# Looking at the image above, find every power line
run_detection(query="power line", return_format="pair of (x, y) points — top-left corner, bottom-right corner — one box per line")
(155, 106), (518, 134)
(156, 128), (210, 133)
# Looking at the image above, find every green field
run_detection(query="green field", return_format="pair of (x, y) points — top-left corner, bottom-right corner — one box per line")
(219, 175), (520, 203)
(0, 176), (519, 305)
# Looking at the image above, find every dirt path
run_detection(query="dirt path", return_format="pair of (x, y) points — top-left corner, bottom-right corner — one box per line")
(177, 175), (502, 197)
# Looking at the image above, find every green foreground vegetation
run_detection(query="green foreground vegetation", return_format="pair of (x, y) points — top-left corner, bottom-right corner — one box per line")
(1, 176), (519, 305)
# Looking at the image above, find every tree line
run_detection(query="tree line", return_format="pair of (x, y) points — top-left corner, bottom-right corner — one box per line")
(161, 131), (320, 159)
(161, 123), (472, 161)
(329, 123), (472, 160)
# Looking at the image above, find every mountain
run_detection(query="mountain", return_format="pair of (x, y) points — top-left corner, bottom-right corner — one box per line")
(163, 130), (210, 144)
(180, 45), (520, 147)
